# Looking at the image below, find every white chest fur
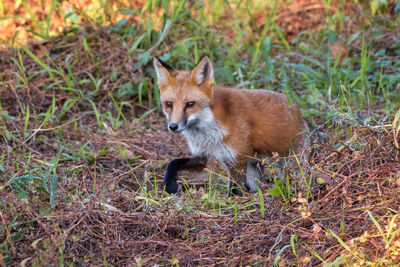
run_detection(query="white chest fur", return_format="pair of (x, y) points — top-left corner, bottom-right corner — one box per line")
(182, 107), (235, 164)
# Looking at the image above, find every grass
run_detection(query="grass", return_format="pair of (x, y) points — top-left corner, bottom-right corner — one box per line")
(0, 0), (400, 265)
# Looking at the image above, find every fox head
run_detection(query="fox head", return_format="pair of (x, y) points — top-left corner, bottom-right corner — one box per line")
(153, 56), (214, 132)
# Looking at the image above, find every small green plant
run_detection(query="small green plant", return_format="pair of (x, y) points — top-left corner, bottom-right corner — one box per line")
(267, 177), (291, 204)
(367, 211), (399, 249)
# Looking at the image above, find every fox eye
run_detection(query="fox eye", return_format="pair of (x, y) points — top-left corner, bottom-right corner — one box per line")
(165, 101), (172, 108)
(186, 102), (195, 108)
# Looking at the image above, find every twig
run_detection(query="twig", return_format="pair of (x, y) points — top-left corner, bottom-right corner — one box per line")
(0, 210), (15, 254)
(0, 251), (5, 267)
(1, 192), (53, 236)
(0, 170), (24, 191)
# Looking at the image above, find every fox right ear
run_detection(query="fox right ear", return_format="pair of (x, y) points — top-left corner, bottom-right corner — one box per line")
(153, 57), (174, 85)
(190, 56), (214, 86)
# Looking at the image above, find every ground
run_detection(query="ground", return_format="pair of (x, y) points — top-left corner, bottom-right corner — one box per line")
(1, 0), (400, 266)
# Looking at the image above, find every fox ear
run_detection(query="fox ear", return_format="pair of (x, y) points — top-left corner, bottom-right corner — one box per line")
(190, 56), (214, 86)
(154, 57), (174, 85)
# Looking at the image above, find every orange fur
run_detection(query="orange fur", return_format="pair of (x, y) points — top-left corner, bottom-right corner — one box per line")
(211, 86), (308, 163)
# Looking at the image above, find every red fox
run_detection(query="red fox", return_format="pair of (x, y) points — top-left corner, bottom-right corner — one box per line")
(154, 56), (310, 195)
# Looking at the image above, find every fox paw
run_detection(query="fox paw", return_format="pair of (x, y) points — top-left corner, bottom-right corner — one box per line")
(164, 180), (180, 194)
(228, 187), (243, 197)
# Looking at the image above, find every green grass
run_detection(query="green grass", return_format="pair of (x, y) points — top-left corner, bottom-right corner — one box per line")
(0, 0), (400, 265)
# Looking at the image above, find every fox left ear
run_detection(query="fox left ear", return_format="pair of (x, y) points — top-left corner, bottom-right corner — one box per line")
(190, 56), (214, 86)
(154, 57), (174, 85)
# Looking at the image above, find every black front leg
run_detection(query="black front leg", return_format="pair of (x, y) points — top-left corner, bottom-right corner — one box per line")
(164, 157), (207, 194)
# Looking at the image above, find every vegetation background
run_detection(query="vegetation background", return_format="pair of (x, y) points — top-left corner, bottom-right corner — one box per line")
(0, 0), (399, 265)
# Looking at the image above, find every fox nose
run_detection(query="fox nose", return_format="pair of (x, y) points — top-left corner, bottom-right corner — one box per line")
(168, 123), (179, 131)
